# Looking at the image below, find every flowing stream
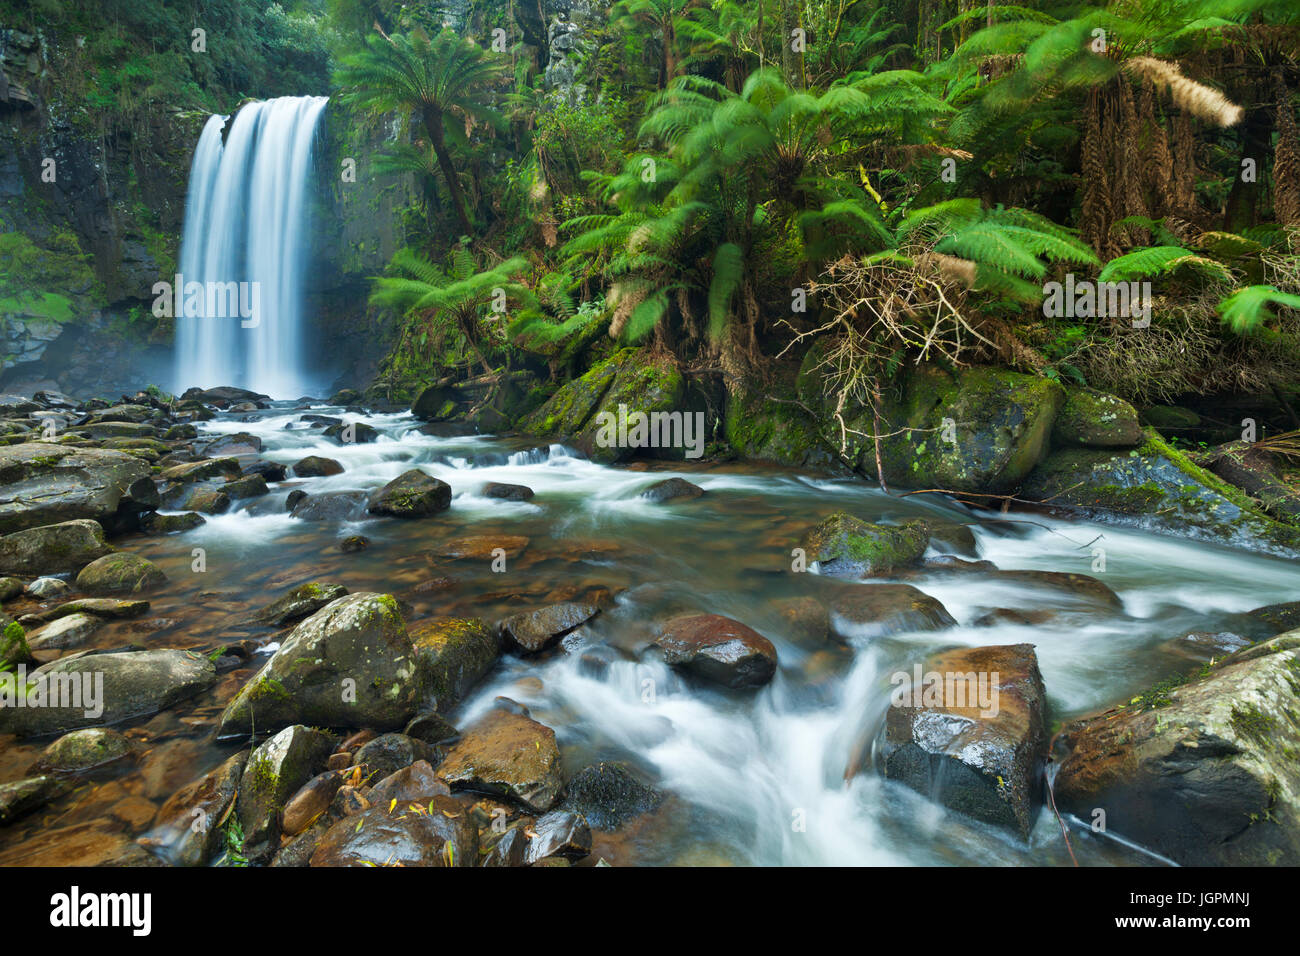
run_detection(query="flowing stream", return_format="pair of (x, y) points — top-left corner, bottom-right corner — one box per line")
(3, 404), (1298, 865)
(173, 96), (329, 398)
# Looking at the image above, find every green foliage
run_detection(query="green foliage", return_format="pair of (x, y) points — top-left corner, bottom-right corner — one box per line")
(1218, 286), (1300, 334)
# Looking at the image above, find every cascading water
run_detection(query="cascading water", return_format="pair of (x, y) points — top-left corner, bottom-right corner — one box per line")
(174, 96), (329, 398)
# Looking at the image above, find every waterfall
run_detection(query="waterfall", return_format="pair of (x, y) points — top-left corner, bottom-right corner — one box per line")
(174, 96), (329, 398)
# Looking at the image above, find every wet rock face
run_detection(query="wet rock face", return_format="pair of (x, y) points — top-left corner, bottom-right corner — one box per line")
(565, 762), (663, 829)
(878, 643), (1048, 838)
(236, 725), (336, 861)
(290, 490), (369, 521)
(1022, 430), (1300, 558)
(0, 518), (112, 575)
(0, 443), (157, 534)
(437, 709), (564, 812)
(526, 810), (592, 864)
(0, 648), (217, 737)
(802, 513), (929, 576)
(656, 614), (778, 689)
(351, 733), (440, 783)
(218, 592), (420, 737)
(1052, 386), (1143, 448)
(310, 795), (478, 867)
(410, 617), (500, 712)
(815, 364), (1062, 493)
(482, 481), (534, 501)
(827, 583), (956, 640)
(139, 751), (248, 867)
(1054, 632), (1300, 865)
(367, 468), (452, 518)
(500, 602), (599, 653)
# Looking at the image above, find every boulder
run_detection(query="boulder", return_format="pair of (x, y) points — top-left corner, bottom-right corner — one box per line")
(482, 482), (535, 501)
(351, 733), (439, 783)
(253, 581), (349, 627)
(202, 432), (263, 456)
(565, 761), (663, 829)
(1052, 386), (1143, 448)
(140, 511), (205, 534)
(310, 795), (477, 867)
(222, 474), (269, 499)
(29, 727), (134, 774)
(217, 593), (421, 737)
(0, 648), (216, 737)
(525, 810), (592, 864)
(409, 617), (500, 712)
(281, 771), (344, 837)
(878, 643), (1048, 838)
(436, 535), (529, 560)
(803, 363), (1062, 493)
(291, 456), (344, 477)
(0, 774), (69, 825)
(367, 760), (450, 806)
(1054, 632), (1300, 865)
(137, 754), (248, 868)
(827, 584), (957, 640)
(655, 614), (778, 689)
(437, 709), (564, 812)
(290, 491), (369, 521)
(0, 519), (111, 575)
(182, 487), (231, 515)
(38, 598), (149, 621)
(801, 513), (929, 576)
(25, 577), (71, 600)
(1022, 430), (1300, 557)
(366, 469), (451, 518)
(26, 612), (102, 652)
(639, 477), (704, 503)
(500, 603), (599, 654)
(236, 725), (335, 860)
(323, 422), (379, 444)
(159, 457), (241, 483)
(74, 552), (167, 595)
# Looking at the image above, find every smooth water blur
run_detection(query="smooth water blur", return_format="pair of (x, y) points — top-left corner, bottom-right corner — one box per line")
(2, 402), (1296, 865)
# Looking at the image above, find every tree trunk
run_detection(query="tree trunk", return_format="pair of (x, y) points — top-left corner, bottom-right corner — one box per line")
(424, 107), (474, 238)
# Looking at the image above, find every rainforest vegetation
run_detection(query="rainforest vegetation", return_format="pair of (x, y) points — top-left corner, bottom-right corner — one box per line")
(4, 0), (1300, 427)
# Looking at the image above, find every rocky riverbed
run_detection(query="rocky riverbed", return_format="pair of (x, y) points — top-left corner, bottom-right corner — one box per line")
(0, 385), (1297, 867)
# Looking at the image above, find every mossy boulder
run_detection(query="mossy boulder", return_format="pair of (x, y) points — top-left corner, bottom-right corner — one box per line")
(236, 724), (336, 862)
(520, 349), (688, 462)
(724, 376), (827, 467)
(800, 360), (1063, 493)
(218, 592), (420, 737)
(1021, 429), (1300, 557)
(801, 513), (930, 576)
(74, 551), (167, 595)
(366, 469), (451, 518)
(30, 727), (135, 774)
(253, 581), (349, 627)
(1055, 631), (1300, 865)
(0, 518), (112, 575)
(1053, 386), (1143, 448)
(410, 617), (500, 711)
